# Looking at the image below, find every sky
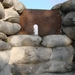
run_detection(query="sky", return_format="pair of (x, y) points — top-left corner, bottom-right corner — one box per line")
(19, 0), (68, 10)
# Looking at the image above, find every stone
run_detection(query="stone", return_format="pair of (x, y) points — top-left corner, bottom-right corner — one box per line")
(3, 0), (14, 8)
(42, 35), (72, 48)
(63, 27), (75, 40)
(62, 0), (75, 12)
(13, 0), (26, 13)
(7, 35), (42, 46)
(0, 40), (11, 50)
(0, 2), (5, 19)
(62, 12), (75, 26)
(2, 7), (20, 23)
(51, 3), (62, 10)
(35, 61), (72, 74)
(0, 32), (7, 41)
(0, 20), (21, 35)
(9, 46), (52, 64)
(50, 45), (74, 63)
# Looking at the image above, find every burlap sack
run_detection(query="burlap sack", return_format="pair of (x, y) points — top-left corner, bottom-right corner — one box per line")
(13, 0), (26, 13)
(0, 2), (5, 19)
(0, 20), (21, 35)
(3, 0), (14, 8)
(3, 7), (20, 23)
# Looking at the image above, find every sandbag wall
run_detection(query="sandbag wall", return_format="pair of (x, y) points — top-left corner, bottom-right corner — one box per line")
(0, 0), (75, 75)
(51, 0), (75, 62)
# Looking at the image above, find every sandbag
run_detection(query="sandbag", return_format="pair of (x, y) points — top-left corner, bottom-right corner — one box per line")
(62, 0), (75, 12)
(0, 40), (11, 50)
(0, 32), (7, 40)
(7, 35), (42, 46)
(0, 20), (21, 35)
(3, 0), (14, 8)
(62, 12), (75, 26)
(42, 35), (72, 47)
(13, 0), (26, 13)
(51, 3), (62, 10)
(3, 7), (20, 23)
(0, 2), (5, 19)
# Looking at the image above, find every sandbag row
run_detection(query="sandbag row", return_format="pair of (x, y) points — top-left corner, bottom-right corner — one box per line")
(7, 34), (71, 47)
(0, 34), (74, 75)
(10, 46), (74, 74)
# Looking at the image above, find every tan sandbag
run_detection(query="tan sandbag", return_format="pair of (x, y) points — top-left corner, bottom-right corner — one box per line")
(7, 35), (42, 46)
(3, 0), (14, 8)
(0, 40), (11, 50)
(3, 7), (20, 23)
(0, 2), (5, 19)
(0, 32), (7, 41)
(0, 50), (11, 75)
(9, 46), (52, 64)
(0, 20), (21, 35)
(13, 0), (26, 13)
(42, 35), (72, 48)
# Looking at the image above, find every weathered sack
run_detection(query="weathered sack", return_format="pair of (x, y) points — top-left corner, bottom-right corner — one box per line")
(0, 20), (21, 35)
(7, 35), (42, 46)
(0, 2), (5, 19)
(0, 40), (11, 50)
(0, 32), (7, 40)
(3, 0), (14, 8)
(42, 35), (72, 47)
(13, 0), (26, 13)
(3, 7), (20, 23)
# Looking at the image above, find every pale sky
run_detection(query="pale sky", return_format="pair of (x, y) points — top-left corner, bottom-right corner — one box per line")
(19, 0), (68, 10)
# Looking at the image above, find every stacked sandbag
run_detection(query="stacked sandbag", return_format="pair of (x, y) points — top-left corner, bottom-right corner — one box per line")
(51, 0), (75, 65)
(35, 35), (74, 75)
(0, 0), (74, 75)
(0, 0), (26, 24)
(0, 2), (5, 19)
(0, 32), (11, 75)
(7, 35), (53, 75)
(5, 0), (75, 75)
(61, 0), (75, 71)
(8, 35), (74, 75)
(51, 0), (75, 40)
(0, 0), (26, 75)
(0, 50), (11, 75)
